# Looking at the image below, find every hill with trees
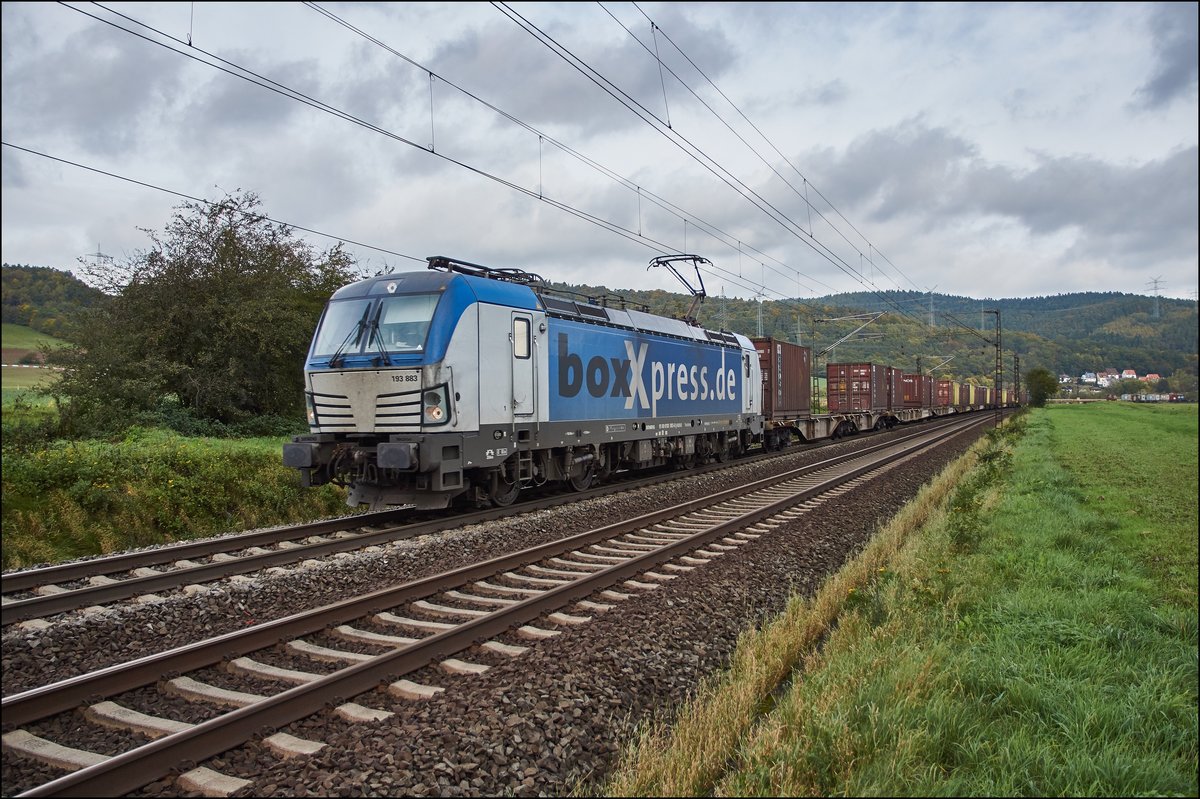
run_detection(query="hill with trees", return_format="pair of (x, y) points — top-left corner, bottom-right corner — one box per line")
(802, 289), (1197, 377)
(1, 264), (105, 341)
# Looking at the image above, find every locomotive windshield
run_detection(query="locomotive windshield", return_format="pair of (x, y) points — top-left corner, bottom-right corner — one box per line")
(377, 294), (438, 351)
(311, 294), (439, 358)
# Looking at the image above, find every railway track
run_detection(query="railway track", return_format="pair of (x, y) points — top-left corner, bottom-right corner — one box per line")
(1, 413), (992, 797)
(1, 414), (972, 626)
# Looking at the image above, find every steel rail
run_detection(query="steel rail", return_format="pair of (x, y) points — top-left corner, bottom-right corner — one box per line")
(0, 509), (408, 593)
(16, 415), (991, 798)
(1, 414), (970, 624)
(0, 447), (773, 623)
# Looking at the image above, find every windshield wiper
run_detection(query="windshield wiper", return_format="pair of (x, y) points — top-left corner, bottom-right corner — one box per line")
(366, 304), (393, 367)
(329, 304), (372, 368)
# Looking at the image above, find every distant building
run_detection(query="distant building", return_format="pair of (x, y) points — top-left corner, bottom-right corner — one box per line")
(1121, 369), (1138, 380)
(1081, 372), (1097, 384)
(1097, 376), (1112, 388)
(1059, 374), (1073, 384)
(1143, 373), (1161, 383)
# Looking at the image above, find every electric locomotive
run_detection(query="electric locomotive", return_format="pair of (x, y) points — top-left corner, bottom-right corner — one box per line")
(284, 256), (764, 509)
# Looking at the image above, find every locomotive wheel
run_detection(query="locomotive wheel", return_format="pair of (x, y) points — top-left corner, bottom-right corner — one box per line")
(488, 470), (521, 507)
(568, 462), (595, 492)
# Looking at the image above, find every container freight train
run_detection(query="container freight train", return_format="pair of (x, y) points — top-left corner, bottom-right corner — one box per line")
(284, 256), (1017, 510)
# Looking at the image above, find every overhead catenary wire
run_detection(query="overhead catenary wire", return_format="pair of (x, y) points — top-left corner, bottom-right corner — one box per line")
(614, 1), (922, 295)
(1, 138), (830, 326)
(60, 2), (942, 346)
(78, 0), (840, 301)
(494, 3), (860, 276)
(305, 0), (839, 294)
(493, 2), (933, 331)
(98, 0), (906, 320)
(57, 4), (691, 257)
(304, 0), (838, 296)
(0, 141), (427, 267)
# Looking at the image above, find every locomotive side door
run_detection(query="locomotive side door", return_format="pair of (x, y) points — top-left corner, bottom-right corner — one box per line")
(511, 312), (535, 418)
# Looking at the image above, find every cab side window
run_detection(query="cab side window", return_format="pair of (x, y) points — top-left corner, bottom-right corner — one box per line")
(513, 318), (531, 359)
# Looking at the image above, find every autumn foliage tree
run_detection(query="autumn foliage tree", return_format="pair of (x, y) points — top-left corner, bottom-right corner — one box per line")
(47, 192), (362, 435)
(1024, 366), (1059, 407)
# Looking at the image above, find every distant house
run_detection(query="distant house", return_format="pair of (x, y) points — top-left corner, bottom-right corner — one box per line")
(1121, 369), (1138, 380)
(1059, 374), (1074, 384)
(1097, 376), (1112, 388)
(1081, 372), (1097, 384)
(1143, 373), (1161, 383)
(1102, 368), (1119, 378)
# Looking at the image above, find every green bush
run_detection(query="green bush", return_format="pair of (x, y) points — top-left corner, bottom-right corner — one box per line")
(0, 394), (59, 451)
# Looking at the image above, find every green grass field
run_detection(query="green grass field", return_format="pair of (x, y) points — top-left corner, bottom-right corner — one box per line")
(0, 322), (67, 351)
(606, 403), (1197, 797)
(2, 323), (65, 400)
(2, 366), (57, 391)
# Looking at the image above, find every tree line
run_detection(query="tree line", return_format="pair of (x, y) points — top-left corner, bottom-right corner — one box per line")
(2, 264), (105, 341)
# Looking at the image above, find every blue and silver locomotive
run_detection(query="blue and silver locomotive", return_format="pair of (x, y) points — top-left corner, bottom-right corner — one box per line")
(284, 256), (764, 509)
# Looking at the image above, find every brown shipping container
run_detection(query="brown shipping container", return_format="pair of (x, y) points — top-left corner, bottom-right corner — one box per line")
(827, 362), (888, 412)
(753, 337), (811, 420)
(936, 379), (953, 407)
(887, 367), (904, 411)
(900, 373), (924, 408)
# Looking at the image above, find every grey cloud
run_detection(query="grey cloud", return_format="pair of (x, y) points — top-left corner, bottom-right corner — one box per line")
(0, 6), (38, 60)
(800, 121), (1197, 272)
(335, 42), (428, 133)
(1, 148), (30, 188)
(801, 120), (979, 225)
(424, 9), (736, 139)
(809, 79), (850, 106)
(176, 52), (319, 155)
(1132, 2), (1198, 110)
(754, 79), (849, 118)
(173, 41), (436, 174)
(1, 23), (184, 156)
(969, 146), (1198, 264)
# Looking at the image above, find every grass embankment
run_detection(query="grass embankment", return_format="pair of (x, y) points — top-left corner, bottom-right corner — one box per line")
(0, 322), (66, 351)
(2, 427), (357, 570)
(605, 403), (1198, 797)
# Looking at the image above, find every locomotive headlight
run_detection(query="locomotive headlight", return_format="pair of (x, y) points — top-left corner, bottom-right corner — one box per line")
(305, 393), (317, 427)
(422, 386), (450, 425)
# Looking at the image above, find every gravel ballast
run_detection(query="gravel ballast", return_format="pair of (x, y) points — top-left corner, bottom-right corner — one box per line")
(2, 423), (987, 796)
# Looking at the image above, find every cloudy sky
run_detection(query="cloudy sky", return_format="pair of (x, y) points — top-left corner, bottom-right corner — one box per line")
(2, 2), (1197, 305)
